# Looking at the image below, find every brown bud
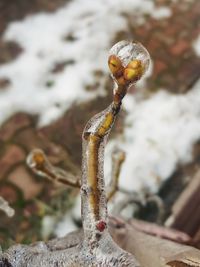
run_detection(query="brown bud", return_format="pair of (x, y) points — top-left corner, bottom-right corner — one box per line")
(124, 68), (142, 81)
(127, 59), (142, 69)
(108, 55), (124, 77)
(33, 151), (45, 168)
(116, 76), (126, 85)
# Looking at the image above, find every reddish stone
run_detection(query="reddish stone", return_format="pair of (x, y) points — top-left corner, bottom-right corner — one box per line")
(153, 60), (167, 76)
(0, 113), (33, 141)
(171, 39), (189, 56)
(8, 166), (43, 200)
(0, 145), (25, 180)
(164, 25), (181, 38)
(191, 1), (200, 16)
(147, 38), (160, 54)
(15, 127), (65, 163)
(14, 128), (44, 151)
(0, 184), (18, 203)
(191, 27), (200, 40)
(134, 26), (149, 41)
(153, 31), (174, 45)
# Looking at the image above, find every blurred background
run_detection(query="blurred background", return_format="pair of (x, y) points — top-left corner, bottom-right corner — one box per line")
(0, 0), (200, 249)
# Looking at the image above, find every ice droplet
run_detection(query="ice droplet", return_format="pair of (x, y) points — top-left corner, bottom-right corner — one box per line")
(109, 40), (150, 74)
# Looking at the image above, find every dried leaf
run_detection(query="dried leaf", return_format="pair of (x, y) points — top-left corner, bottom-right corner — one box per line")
(109, 217), (200, 267)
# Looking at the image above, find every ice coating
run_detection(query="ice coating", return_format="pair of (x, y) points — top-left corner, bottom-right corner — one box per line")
(109, 40), (150, 72)
(1, 40), (150, 266)
(80, 40), (150, 264)
(108, 41), (150, 92)
(0, 196), (15, 217)
(27, 148), (80, 188)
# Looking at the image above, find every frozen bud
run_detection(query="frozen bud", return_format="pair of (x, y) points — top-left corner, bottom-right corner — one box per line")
(109, 40), (150, 73)
(124, 67), (142, 81)
(108, 55), (124, 77)
(108, 40), (150, 85)
(27, 149), (46, 169)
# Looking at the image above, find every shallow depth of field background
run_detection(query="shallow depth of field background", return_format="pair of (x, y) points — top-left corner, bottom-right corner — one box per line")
(0, 0), (200, 248)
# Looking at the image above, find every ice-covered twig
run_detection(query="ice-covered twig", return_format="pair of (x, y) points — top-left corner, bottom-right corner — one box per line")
(27, 149), (81, 188)
(112, 193), (144, 216)
(112, 190), (165, 223)
(0, 196), (15, 217)
(27, 147), (125, 201)
(2, 41), (150, 267)
(146, 195), (165, 224)
(81, 40), (150, 245)
(107, 148), (126, 201)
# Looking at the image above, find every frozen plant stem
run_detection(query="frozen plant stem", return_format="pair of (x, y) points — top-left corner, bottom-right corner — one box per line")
(107, 148), (126, 201)
(27, 146), (125, 200)
(3, 40), (150, 267)
(27, 149), (81, 188)
(80, 40), (150, 263)
(28, 41), (150, 247)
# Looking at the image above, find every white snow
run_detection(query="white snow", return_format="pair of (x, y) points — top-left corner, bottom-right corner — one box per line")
(151, 7), (171, 19)
(105, 79), (200, 193)
(0, 0), (171, 126)
(54, 211), (78, 237)
(41, 215), (57, 240)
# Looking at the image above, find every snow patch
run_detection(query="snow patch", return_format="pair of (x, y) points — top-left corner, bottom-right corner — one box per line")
(151, 7), (171, 19)
(0, 0), (170, 126)
(54, 211), (78, 237)
(105, 80), (200, 193)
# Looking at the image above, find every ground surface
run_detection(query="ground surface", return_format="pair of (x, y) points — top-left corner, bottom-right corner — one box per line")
(0, 0), (200, 248)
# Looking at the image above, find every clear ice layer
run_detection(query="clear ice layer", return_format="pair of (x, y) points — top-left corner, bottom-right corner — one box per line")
(109, 40), (150, 74)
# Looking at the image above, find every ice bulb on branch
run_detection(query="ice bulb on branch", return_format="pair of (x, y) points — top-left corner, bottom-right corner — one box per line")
(108, 40), (150, 87)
